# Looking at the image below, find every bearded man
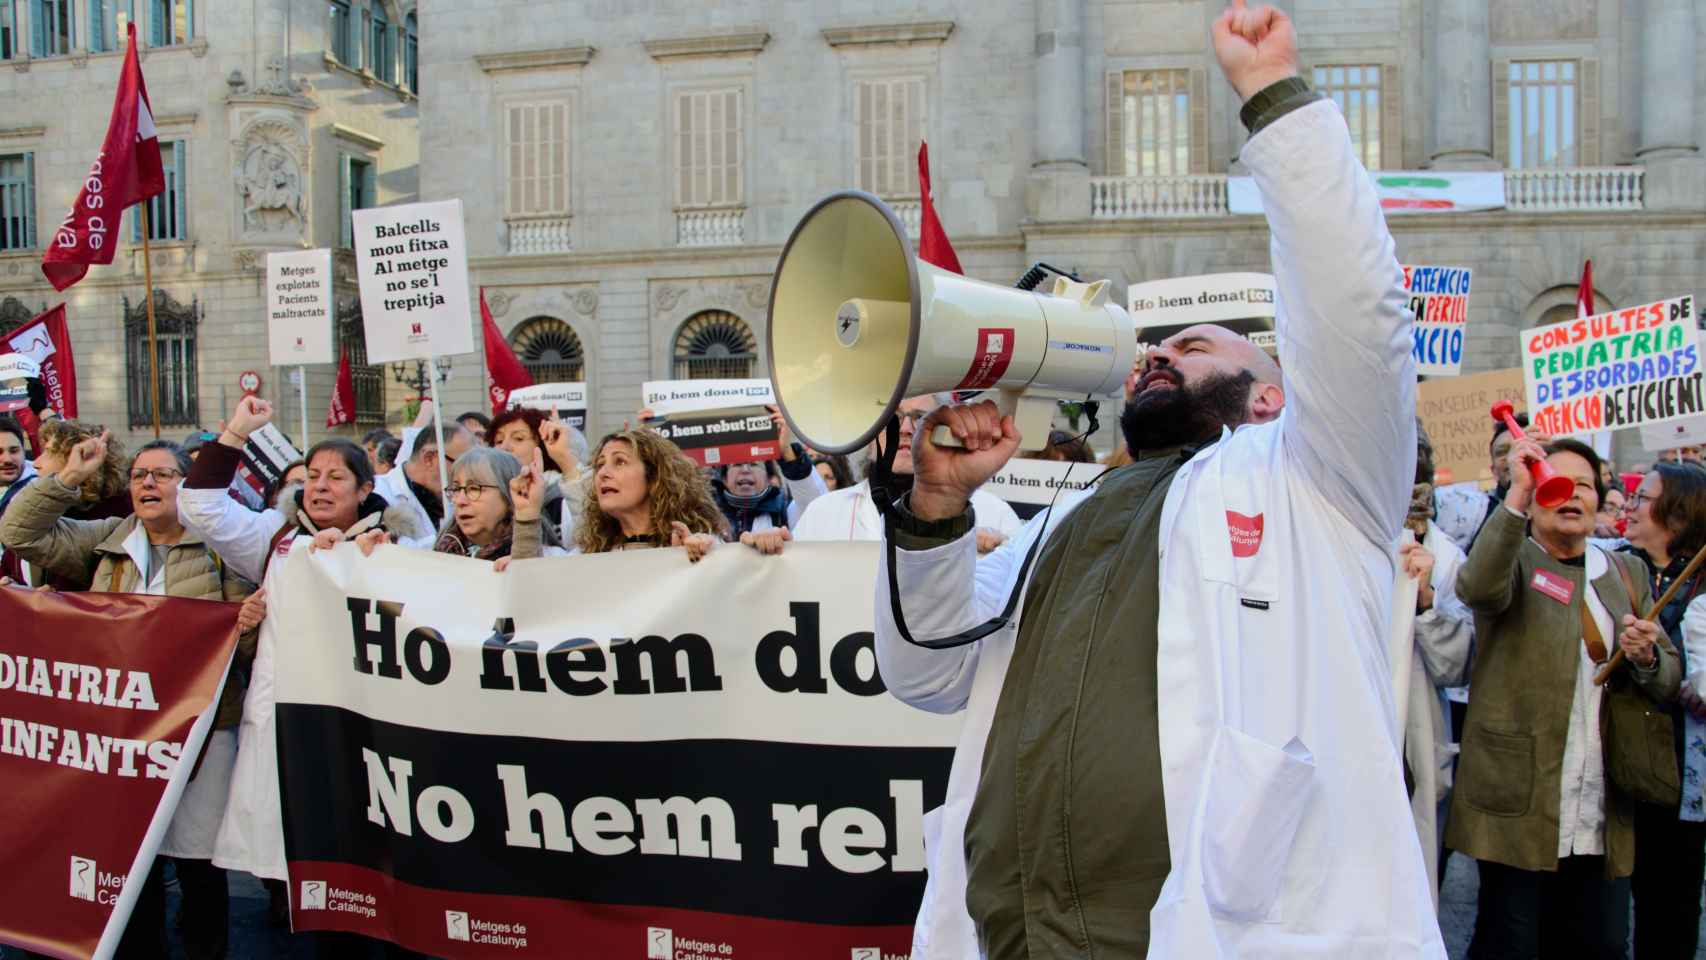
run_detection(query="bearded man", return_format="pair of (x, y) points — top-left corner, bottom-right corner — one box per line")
(872, 2), (1442, 957)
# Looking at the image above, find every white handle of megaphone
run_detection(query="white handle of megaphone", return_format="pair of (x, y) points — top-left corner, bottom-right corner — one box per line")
(929, 389), (1069, 451)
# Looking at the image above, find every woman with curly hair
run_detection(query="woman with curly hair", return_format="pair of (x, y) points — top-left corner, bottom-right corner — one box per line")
(33, 418), (131, 521)
(566, 428), (725, 560)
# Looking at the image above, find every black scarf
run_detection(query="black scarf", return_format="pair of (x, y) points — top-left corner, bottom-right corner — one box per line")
(714, 481), (791, 536)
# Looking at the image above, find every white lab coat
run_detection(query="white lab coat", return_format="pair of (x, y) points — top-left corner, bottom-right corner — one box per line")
(792, 480), (1022, 543)
(373, 467), (438, 549)
(876, 100), (1443, 958)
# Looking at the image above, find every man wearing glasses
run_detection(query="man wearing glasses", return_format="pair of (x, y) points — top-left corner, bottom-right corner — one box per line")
(0, 430), (265, 958)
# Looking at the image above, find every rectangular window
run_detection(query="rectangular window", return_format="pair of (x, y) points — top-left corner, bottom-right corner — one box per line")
(329, 0), (351, 63)
(89, 0), (134, 52)
(369, 3), (391, 83)
(1110, 69), (1200, 177)
(31, 0), (73, 57)
(674, 87), (743, 208)
(131, 140), (185, 241)
(339, 154), (376, 247)
(853, 77), (927, 198)
(505, 101), (570, 217)
(0, 152), (36, 251)
(125, 294), (198, 428)
(1507, 60), (1578, 169)
(1312, 64), (1385, 170)
(1, 1), (16, 59)
(146, 0), (188, 45)
(403, 13), (416, 92)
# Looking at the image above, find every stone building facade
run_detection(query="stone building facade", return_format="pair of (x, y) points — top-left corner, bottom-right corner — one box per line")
(0, 0), (419, 451)
(418, 0), (1705, 464)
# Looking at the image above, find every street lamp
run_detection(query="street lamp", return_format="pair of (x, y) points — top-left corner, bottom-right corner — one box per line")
(389, 357), (451, 396)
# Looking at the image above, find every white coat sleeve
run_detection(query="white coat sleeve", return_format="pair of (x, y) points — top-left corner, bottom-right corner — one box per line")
(1682, 594), (1706, 693)
(1249, 99), (1416, 546)
(1415, 534), (1475, 687)
(177, 486), (285, 585)
(783, 465), (830, 527)
(874, 510), (1042, 714)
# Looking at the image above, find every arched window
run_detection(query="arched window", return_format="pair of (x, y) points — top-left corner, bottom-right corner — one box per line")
(403, 11), (417, 92)
(673, 310), (755, 380)
(124, 289), (199, 428)
(510, 316), (585, 384)
(336, 298), (386, 429)
(1536, 303), (1579, 329)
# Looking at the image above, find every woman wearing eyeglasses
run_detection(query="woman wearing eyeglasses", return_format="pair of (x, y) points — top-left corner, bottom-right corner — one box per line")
(0, 431), (265, 958)
(431, 447), (530, 560)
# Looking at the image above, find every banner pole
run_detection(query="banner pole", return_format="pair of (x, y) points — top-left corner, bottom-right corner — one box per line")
(140, 203), (161, 439)
(425, 360), (450, 525)
(298, 364), (310, 450)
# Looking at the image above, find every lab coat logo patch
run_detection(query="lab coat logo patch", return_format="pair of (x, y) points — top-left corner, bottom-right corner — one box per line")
(1227, 511), (1264, 558)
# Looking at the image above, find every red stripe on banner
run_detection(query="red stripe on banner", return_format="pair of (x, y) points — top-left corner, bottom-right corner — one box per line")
(1381, 198), (1455, 210)
(288, 860), (913, 959)
(682, 440), (781, 468)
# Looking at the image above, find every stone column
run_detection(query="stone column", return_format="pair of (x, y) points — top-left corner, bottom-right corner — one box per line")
(1638, 0), (1706, 209)
(1427, 0), (1498, 169)
(1026, 0), (1090, 220)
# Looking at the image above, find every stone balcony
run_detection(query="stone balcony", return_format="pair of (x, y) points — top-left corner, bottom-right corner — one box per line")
(1088, 166), (1647, 218)
(675, 206), (746, 246)
(505, 215), (573, 255)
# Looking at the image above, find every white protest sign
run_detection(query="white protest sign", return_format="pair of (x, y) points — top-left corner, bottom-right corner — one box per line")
(265, 249), (334, 366)
(507, 382), (589, 431)
(642, 379), (775, 417)
(1126, 273), (1277, 358)
(0, 352), (41, 381)
(352, 199), (475, 364)
(1640, 331), (1706, 451)
(1521, 295), (1700, 437)
(982, 458), (1100, 519)
(1405, 265), (1472, 376)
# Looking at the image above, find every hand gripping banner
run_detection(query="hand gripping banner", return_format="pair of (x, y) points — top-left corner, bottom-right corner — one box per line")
(267, 541), (958, 959)
(0, 588), (239, 960)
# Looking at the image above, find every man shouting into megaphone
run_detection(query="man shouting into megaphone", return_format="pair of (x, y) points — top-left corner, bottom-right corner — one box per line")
(874, 2), (1441, 958)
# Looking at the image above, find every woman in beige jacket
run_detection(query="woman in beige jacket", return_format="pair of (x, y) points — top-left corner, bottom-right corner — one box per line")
(0, 431), (264, 959)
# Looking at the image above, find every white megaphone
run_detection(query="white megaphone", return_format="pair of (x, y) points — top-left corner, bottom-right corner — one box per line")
(767, 191), (1135, 454)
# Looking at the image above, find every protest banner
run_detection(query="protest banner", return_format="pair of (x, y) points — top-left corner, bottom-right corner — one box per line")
(3, 304), (78, 419)
(1521, 296), (1700, 438)
(353, 199), (475, 365)
(0, 588), (239, 960)
(506, 382), (588, 432)
(642, 379), (779, 467)
(0, 352), (39, 413)
(1405, 265), (1472, 376)
(1418, 367), (1527, 485)
(235, 424), (302, 503)
(264, 542), (957, 959)
(983, 458), (1100, 519)
(267, 250), (335, 367)
(1229, 170), (1506, 215)
(1126, 273), (1277, 360)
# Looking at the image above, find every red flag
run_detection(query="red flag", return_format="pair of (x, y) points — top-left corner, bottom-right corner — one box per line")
(326, 347), (356, 428)
(481, 288), (533, 414)
(41, 24), (164, 292)
(1576, 259), (1594, 319)
(917, 142), (963, 275)
(3, 304), (79, 422)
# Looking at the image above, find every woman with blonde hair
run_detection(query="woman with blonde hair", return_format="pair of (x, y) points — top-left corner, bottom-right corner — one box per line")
(564, 428), (725, 559)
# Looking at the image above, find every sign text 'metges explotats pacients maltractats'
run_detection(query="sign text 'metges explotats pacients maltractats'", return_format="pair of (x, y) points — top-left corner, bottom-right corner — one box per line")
(1521, 295), (1700, 438)
(640, 379), (781, 467)
(267, 542), (954, 960)
(266, 250), (336, 368)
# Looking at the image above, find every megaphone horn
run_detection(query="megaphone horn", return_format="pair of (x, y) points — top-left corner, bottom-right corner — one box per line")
(767, 191), (1136, 455)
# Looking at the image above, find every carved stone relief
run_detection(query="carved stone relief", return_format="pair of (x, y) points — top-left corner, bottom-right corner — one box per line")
(230, 110), (310, 245)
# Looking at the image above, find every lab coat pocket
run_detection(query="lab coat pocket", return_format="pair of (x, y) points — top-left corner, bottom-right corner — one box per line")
(1201, 726), (1316, 922)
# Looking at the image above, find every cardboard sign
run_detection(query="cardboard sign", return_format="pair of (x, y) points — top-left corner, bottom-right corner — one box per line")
(1230, 170), (1506, 215)
(641, 379), (774, 418)
(506, 382), (588, 432)
(266, 249), (335, 366)
(353, 199), (475, 363)
(1522, 296), (1700, 438)
(1126, 273), (1277, 358)
(1418, 367), (1527, 485)
(1405, 265), (1472, 376)
(982, 458), (1099, 519)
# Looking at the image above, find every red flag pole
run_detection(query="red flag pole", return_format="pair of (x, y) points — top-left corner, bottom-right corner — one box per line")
(141, 203), (160, 439)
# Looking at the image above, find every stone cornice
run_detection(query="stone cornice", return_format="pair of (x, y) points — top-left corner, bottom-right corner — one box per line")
(822, 20), (956, 48)
(331, 123), (386, 151)
(0, 125), (47, 142)
(474, 46), (596, 74)
(153, 112), (199, 130)
(468, 233), (1023, 272)
(643, 30), (769, 61)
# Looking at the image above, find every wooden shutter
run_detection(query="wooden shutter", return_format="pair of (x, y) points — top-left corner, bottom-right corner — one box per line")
(1491, 59), (1510, 167)
(1188, 67), (1209, 173)
(1105, 71), (1125, 176)
(1380, 63), (1402, 170)
(338, 154), (352, 247)
(1579, 58), (1600, 165)
(22, 151), (34, 249)
(362, 159), (377, 214)
(169, 140), (185, 240)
